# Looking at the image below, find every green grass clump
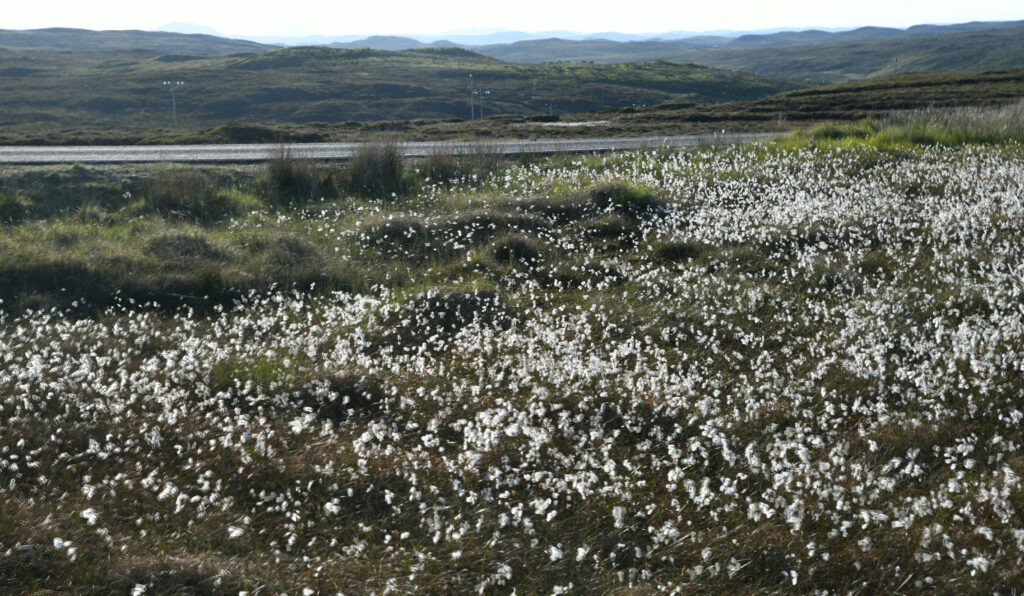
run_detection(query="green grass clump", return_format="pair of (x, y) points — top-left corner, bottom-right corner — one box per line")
(416, 145), (506, 187)
(143, 168), (245, 222)
(502, 181), (666, 224)
(419, 146), (462, 184)
(790, 100), (1024, 149)
(801, 120), (877, 141)
(584, 180), (667, 217)
(0, 190), (33, 224)
(146, 232), (227, 261)
(490, 233), (544, 265)
(265, 148), (343, 203)
(870, 106), (1024, 146)
(344, 139), (406, 199)
(653, 239), (704, 262)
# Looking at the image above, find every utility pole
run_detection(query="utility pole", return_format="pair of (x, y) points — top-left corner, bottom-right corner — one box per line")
(162, 81), (184, 129)
(469, 74), (475, 120)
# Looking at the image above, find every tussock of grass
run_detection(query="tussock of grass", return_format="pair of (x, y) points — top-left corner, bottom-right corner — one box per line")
(416, 145), (507, 188)
(360, 215), (430, 255)
(374, 289), (512, 353)
(653, 239), (703, 262)
(436, 210), (549, 243)
(0, 190), (33, 223)
(504, 180), (666, 224)
(792, 100), (1024, 148)
(145, 232), (228, 261)
(579, 214), (636, 239)
(419, 146), (461, 184)
(585, 180), (668, 217)
(490, 232), (544, 265)
(142, 168), (244, 222)
(344, 139), (405, 198)
(265, 148), (343, 203)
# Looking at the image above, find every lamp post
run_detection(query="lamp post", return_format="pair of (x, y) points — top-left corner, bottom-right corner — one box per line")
(162, 81), (184, 129)
(474, 88), (491, 118)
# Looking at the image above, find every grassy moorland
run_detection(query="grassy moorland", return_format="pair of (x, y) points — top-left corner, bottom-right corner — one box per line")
(1, 108), (1024, 592)
(0, 45), (796, 133)
(2, 66), (1021, 146)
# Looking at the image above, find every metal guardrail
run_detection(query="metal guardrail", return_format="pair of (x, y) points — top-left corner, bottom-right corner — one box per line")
(0, 132), (784, 164)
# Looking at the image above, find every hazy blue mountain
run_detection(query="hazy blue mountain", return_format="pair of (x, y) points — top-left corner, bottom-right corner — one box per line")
(726, 20), (1024, 48)
(245, 34), (362, 46)
(152, 22), (223, 36)
(329, 36), (429, 50)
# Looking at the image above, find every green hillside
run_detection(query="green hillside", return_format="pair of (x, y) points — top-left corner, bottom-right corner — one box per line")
(0, 27), (273, 54)
(701, 28), (1024, 82)
(478, 26), (1024, 83)
(0, 46), (800, 130)
(618, 67), (1024, 129)
(3, 65), (1020, 146)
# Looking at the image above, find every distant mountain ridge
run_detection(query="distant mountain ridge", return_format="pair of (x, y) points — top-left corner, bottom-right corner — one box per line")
(4, 20), (1022, 55)
(152, 22), (224, 36)
(1, 19), (1022, 85)
(312, 19), (1024, 51)
(0, 28), (272, 54)
(328, 36), (457, 51)
(723, 20), (1024, 48)
(470, 21), (1024, 82)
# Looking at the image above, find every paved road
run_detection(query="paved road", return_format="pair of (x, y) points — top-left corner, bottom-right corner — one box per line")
(0, 133), (783, 164)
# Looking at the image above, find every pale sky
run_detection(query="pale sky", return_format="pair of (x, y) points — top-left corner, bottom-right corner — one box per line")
(4, 0), (1023, 38)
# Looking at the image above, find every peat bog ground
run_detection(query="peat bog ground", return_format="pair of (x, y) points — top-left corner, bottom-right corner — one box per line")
(2, 124), (1024, 592)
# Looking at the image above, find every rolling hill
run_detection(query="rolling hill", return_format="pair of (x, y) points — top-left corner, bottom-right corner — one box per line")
(3, 20), (1023, 86)
(0, 45), (800, 130)
(0, 27), (273, 54)
(691, 27), (1024, 82)
(475, 22), (1024, 83)
(2, 65), (1020, 146)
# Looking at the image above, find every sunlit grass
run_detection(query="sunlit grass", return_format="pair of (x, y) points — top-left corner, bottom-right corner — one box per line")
(789, 100), (1024, 149)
